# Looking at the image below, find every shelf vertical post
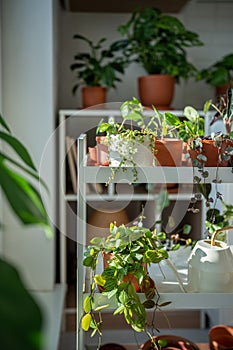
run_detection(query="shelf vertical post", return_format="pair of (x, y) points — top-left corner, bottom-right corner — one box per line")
(76, 134), (87, 350)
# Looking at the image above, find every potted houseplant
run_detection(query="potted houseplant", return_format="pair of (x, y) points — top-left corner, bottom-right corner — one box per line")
(196, 53), (233, 97)
(81, 218), (171, 349)
(118, 7), (203, 109)
(70, 34), (129, 108)
(96, 97), (183, 185)
(0, 114), (52, 349)
(206, 87), (233, 136)
(81, 204), (194, 349)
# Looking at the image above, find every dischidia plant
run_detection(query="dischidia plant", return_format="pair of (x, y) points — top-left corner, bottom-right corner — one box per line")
(81, 215), (171, 349)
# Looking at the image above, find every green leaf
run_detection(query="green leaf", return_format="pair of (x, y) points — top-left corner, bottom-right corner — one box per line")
(0, 161), (51, 236)
(82, 313), (92, 331)
(158, 339), (168, 348)
(113, 304), (124, 315)
(0, 131), (37, 171)
(0, 114), (11, 133)
(183, 224), (192, 234)
(0, 151), (48, 191)
(142, 299), (155, 309)
(83, 296), (92, 313)
(94, 274), (106, 287)
(0, 258), (43, 350)
(184, 106), (200, 123)
(95, 304), (109, 312)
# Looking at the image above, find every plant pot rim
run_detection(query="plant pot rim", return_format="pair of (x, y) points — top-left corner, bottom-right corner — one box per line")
(139, 74), (175, 79)
(141, 334), (200, 350)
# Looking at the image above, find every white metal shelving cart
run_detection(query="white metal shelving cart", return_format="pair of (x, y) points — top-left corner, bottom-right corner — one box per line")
(76, 132), (233, 350)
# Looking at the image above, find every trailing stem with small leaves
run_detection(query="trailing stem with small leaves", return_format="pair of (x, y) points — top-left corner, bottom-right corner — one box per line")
(81, 219), (171, 349)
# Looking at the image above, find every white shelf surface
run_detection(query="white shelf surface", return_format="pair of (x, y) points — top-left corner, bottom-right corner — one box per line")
(85, 247), (233, 312)
(82, 164), (233, 184)
(65, 191), (194, 202)
(32, 283), (66, 350)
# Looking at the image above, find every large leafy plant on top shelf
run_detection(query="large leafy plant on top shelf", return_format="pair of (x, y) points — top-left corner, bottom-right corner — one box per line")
(117, 7), (203, 82)
(0, 114), (52, 350)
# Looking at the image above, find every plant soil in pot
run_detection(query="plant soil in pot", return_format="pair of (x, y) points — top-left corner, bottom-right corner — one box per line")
(209, 324), (233, 350)
(154, 139), (183, 166)
(138, 74), (175, 109)
(141, 334), (200, 350)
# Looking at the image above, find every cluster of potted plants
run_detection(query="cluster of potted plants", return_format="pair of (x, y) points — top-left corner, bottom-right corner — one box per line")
(80, 89), (233, 348)
(70, 7), (204, 108)
(94, 96), (186, 184)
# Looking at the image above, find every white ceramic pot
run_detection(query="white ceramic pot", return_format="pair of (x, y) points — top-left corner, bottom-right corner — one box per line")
(187, 239), (233, 293)
(108, 134), (154, 167)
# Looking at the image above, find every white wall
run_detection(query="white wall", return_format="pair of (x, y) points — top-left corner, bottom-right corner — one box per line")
(1, 0), (56, 291)
(58, 0), (233, 110)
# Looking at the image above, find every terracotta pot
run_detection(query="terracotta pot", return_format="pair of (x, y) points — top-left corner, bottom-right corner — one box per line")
(82, 86), (107, 108)
(209, 325), (233, 350)
(154, 139), (183, 166)
(88, 146), (97, 165)
(138, 74), (175, 109)
(96, 136), (109, 165)
(141, 335), (200, 350)
(215, 83), (233, 99)
(87, 206), (129, 242)
(187, 139), (229, 167)
(102, 252), (154, 293)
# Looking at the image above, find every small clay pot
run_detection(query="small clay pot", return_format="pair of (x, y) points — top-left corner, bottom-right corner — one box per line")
(187, 139), (230, 167)
(141, 334), (200, 350)
(154, 138), (183, 167)
(209, 324), (233, 350)
(88, 146), (97, 165)
(96, 136), (109, 166)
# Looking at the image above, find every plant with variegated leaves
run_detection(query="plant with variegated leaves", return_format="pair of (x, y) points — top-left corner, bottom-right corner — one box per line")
(81, 219), (171, 349)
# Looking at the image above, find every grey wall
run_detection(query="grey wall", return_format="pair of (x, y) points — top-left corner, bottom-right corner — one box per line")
(1, 0), (57, 291)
